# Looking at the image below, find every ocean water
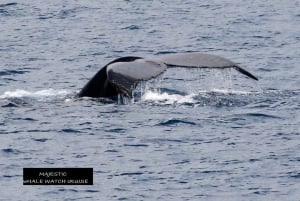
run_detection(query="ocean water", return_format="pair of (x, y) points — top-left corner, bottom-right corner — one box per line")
(1, 0), (299, 200)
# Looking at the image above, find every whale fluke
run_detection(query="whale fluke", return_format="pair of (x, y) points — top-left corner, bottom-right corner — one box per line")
(107, 59), (167, 97)
(156, 53), (258, 80)
(78, 52), (258, 98)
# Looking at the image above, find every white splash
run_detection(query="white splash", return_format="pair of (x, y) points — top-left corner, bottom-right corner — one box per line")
(142, 90), (196, 104)
(141, 88), (259, 105)
(0, 89), (71, 100)
(208, 88), (258, 95)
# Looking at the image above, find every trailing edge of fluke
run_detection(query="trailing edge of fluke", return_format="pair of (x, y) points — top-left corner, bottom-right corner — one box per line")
(78, 52), (258, 98)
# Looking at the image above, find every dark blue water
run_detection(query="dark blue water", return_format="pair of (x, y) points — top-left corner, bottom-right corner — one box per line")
(1, 0), (299, 200)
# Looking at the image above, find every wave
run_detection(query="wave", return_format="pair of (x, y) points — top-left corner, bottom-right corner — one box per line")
(206, 88), (259, 95)
(0, 89), (72, 100)
(1, 88), (297, 108)
(140, 89), (259, 105)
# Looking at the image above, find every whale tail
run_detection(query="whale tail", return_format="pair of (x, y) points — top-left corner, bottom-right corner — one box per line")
(78, 53), (258, 98)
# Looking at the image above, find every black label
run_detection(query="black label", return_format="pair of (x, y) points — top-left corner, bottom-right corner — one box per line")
(23, 168), (93, 185)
